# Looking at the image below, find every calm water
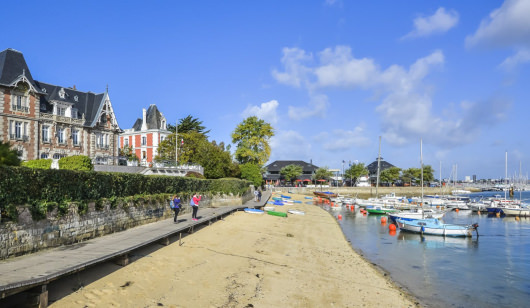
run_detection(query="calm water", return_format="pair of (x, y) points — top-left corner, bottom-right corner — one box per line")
(326, 191), (530, 308)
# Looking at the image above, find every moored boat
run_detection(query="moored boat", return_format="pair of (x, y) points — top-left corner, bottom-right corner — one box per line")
(388, 208), (445, 223)
(396, 218), (478, 237)
(313, 191), (338, 198)
(366, 206), (399, 214)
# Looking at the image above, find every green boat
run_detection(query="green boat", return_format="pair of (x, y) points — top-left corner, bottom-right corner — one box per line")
(272, 197), (283, 201)
(267, 210), (288, 217)
(365, 207), (399, 214)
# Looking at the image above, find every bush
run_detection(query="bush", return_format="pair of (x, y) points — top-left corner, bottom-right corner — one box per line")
(22, 159), (52, 169)
(185, 171), (205, 179)
(239, 163), (263, 188)
(58, 155), (93, 171)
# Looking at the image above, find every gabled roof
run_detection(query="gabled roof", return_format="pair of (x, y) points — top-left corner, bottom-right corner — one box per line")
(366, 158), (395, 174)
(265, 160), (320, 172)
(0, 48), (40, 90)
(35, 81), (105, 126)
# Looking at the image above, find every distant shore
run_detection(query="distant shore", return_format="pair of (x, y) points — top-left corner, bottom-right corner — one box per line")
(272, 186), (482, 199)
(49, 192), (418, 307)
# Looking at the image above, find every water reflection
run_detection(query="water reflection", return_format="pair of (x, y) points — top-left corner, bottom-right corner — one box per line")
(396, 230), (477, 249)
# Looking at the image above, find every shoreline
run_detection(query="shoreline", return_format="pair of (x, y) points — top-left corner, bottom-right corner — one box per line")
(48, 192), (420, 307)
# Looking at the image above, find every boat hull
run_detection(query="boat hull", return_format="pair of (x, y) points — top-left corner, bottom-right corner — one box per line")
(502, 208), (530, 217)
(396, 218), (475, 237)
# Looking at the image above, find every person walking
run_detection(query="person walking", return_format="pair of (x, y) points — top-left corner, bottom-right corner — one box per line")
(254, 190), (259, 201)
(172, 195), (181, 223)
(191, 193), (202, 221)
(257, 190), (262, 202)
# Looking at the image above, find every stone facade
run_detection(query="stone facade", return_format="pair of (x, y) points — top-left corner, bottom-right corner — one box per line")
(0, 191), (252, 260)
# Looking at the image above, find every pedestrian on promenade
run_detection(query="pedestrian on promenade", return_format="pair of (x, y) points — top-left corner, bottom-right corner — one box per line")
(191, 193), (202, 221)
(254, 190), (259, 201)
(172, 195), (181, 223)
(258, 190), (262, 202)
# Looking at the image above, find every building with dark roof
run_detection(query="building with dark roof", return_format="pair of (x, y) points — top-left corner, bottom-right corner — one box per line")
(263, 160), (320, 183)
(0, 48), (121, 162)
(120, 104), (170, 165)
(366, 157), (396, 184)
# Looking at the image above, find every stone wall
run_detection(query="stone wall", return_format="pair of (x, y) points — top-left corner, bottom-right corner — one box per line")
(0, 191), (252, 260)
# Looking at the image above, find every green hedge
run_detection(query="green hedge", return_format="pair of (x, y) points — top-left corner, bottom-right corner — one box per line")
(22, 159), (53, 169)
(58, 155), (93, 171)
(0, 166), (250, 212)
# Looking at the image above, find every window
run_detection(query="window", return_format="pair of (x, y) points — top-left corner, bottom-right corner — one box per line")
(42, 126), (49, 142)
(72, 129), (79, 146)
(141, 136), (147, 146)
(11, 95), (28, 112)
(124, 138), (129, 147)
(57, 107), (66, 116)
(142, 151), (147, 159)
(57, 128), (65, 144)
(15, 122), (22, 139)
(40, 153), (49, 159)
(16, 96), (22, 109)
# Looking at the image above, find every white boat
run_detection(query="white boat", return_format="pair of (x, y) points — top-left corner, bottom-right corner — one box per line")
(452, 189), (471, 195)
(244, 208), (264, 214)
(288, 210), (305, 215)
(501, 207), (530, 217)
(264, 206), (275, 211)
(396, 218), (478, 237)
(388, 208), (445, 223)
(356, 175), (370, 187)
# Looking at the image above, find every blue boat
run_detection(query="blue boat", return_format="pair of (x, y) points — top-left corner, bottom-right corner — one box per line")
(273, 201), (284, 206)
(281, 195), (291, 199)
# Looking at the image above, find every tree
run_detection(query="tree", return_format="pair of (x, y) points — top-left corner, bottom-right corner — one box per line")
(312, 167), (333, 181)
(239, 163), (263, 187)
(167, 115), (210, 137)
(0, 142), (21, 166)
(423, 165), (434, 183)
(344, 162), (368, 185)
(280, 164), (303, 184)
(119, 145), (138, 161)
(380, 167), (402, 185)
(232, 116), (274, 166)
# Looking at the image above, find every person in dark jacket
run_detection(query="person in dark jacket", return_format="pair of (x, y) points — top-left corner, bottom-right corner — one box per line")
(172, 195), (181, 223)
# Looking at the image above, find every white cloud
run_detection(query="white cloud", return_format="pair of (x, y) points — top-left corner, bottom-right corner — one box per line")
(402, 7), (459, 39)
(466, 0), (530, 48)
(242, 100), (279, 124)
(271, 47), (313, 87)
(316, 126), (371, 151)
(288, 94), (329, 120)
(499, 48), (530, 71)
(269, 130), (311, 161)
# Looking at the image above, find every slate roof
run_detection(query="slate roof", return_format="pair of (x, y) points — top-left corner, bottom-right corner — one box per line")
(366, 158), (395, 174)
(264, 160), (319, 172)
(0, 48), (39, 90)
(0, 48), (108, 128)
(132, 104), (165, 131)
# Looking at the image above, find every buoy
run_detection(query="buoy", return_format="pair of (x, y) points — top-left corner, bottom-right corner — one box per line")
(338, 214), (342, 220)
(331, 202), (334, 206)
(515, 216), (520, 221)
(350, 206), (354, 212)
(389, 224), (397, 231)
(455, 208), (460, 212)
(381, 217), (387, 224)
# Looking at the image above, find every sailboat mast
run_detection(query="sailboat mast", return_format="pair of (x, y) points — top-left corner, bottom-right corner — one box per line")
(421, 139), (424, 219)
(376, 136), (381, 198)
(505, 151), (508, 200)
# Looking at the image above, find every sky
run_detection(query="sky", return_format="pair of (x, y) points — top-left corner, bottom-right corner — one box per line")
(2, 0), (530, 180)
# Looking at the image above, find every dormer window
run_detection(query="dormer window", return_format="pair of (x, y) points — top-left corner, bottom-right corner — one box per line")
(42, 88), (47, 93)
(58, 88), (65, 99)
(74, 95), (78, 102)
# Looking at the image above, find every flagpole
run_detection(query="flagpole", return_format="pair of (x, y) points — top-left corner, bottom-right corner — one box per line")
(175, 119), (178, 165)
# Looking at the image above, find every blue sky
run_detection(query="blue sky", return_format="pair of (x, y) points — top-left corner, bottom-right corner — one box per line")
(2, 0), (529, 180)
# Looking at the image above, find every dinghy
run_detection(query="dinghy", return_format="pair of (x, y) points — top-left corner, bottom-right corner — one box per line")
(244, 208), (264, 214)
(267, 211), (288, 217)
(288, 210), (305, 215)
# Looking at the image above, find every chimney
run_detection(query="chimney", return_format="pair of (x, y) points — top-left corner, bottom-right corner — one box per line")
(141, 108), (147, 130)
(73, 85), (76, 90)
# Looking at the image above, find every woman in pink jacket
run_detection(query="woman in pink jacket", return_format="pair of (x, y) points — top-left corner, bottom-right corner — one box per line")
(191, 193), (202, 221)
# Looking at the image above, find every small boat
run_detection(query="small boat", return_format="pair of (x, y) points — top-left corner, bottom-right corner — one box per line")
(273, 201), (284, 206)
(388, 208), (445, 223)
(272, 197), (283, 201)
(502, 207), (530, 217)
(313, 191), (338, 198)
(366, 206), (398, 214)
(281, 195), (291, 199)
(396, 218), (478, 237)
(267, 210), (287, 217)
(264, 206), (275, 211)
(288, 210), (305, 215)
(244, 208), (264, 214)
(304, 197), (313, 199)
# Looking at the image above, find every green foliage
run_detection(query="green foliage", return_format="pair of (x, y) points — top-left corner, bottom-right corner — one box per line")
(22, 159), (52, 169)
(0, 141), (21, 166)
(232, 116), (274, 165)
(312, 167), (333, 181)
(119, 146), (138, 161)
(177, 115), (210, 137)
(402, 168), (420, 185)
(186, 171), (205, 179)
(344, 163), (368, 184)
(280, 164), (303, 183)
(239, 163), (263, 187)
(380, 167), (402, 184)
(58, 155), (93, 171)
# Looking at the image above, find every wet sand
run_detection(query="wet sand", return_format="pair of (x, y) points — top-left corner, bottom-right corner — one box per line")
(49, 193), (419, 307)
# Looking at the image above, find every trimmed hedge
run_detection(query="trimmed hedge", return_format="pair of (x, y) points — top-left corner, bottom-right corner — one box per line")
(58, 155), (93, 171)
(22, 159), (53, 169)
(0, 166), (250, 211)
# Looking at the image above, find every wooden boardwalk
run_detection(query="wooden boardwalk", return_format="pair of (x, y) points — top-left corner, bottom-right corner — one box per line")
(0, 191), (270, 306)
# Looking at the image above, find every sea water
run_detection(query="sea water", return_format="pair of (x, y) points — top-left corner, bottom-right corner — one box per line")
(328, 191), (530, 308)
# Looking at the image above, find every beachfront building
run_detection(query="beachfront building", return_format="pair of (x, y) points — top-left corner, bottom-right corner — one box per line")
(119, 104), (170, 166)
(0, 48), (121, 163)
(366, 157), (396, 185)
(263, 160), (320, 185)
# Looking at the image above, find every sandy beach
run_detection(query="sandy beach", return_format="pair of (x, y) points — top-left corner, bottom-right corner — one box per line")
(49, 193), (418, 308)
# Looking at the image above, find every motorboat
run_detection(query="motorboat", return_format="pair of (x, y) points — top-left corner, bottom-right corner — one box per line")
(396, 218), (478, 237)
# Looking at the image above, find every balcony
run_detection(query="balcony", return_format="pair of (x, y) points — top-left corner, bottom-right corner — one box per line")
(11, 104), (29, 113)
(39, 113), (85, 125)
(10, 134), (29, 142)
(96, 144), (110, 150)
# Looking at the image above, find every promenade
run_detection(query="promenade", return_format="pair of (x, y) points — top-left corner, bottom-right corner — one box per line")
(0, 191), (270, 307)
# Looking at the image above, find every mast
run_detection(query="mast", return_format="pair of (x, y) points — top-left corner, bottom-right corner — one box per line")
(376, 136), (381, 198)
(440, 161), (442, 196)
(421, 139), (424, 219)
(175, 119), (178, 164)
(505, 151), (507, 200)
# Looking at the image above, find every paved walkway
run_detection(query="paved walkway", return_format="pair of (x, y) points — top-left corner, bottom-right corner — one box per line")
(0, 190), (270, 302)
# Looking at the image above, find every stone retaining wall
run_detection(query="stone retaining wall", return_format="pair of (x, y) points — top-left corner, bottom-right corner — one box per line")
(0, 191), (252, 260)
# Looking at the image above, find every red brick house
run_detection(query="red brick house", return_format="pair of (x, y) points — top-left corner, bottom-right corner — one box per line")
(0, 48), (121, 162)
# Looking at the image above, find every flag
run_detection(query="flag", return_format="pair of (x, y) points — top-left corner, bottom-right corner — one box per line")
(181, 138), (184, 145)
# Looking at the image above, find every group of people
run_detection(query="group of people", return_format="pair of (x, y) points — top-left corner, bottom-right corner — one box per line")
(171, 193), (202, 223)
(254, 189), (262, 202)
